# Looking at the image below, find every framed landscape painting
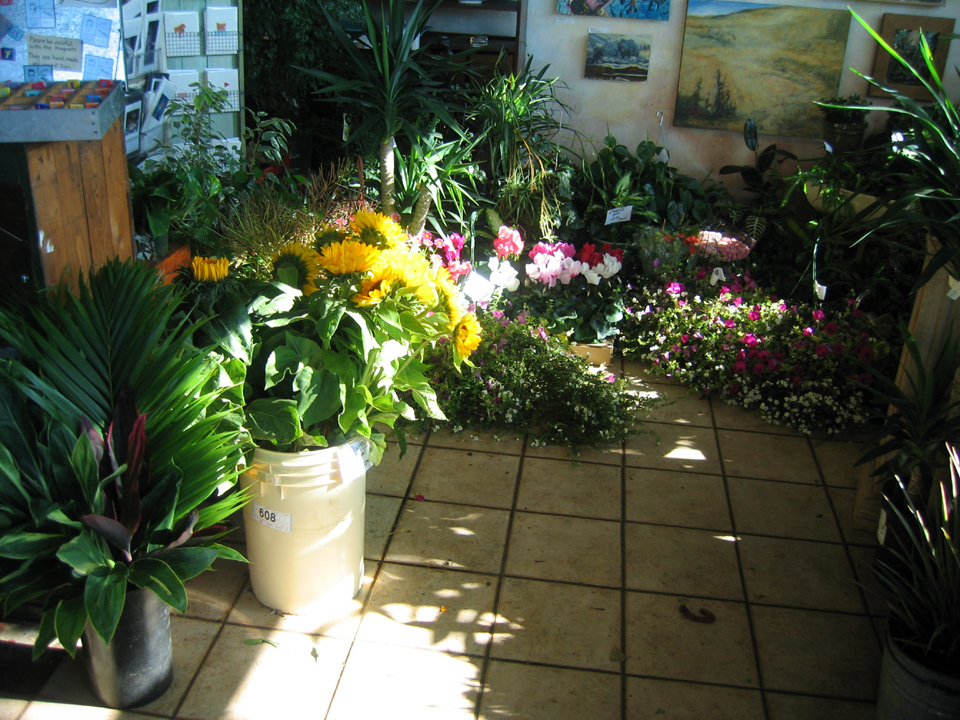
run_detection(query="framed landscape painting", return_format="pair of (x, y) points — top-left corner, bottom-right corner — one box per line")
(869, 13), (955, 99)
(585, 32), (652, 82)
(674, 0), (851, 137)
(558, 0), (670, 21)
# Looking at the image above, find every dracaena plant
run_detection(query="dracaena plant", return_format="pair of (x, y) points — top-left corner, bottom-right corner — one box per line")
(0, 258), (248, 657)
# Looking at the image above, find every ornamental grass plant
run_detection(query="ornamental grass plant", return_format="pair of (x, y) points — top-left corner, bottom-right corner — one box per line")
(618, 269), (893, 435)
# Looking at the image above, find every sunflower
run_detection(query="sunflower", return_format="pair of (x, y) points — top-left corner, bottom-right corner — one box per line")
(373, 248), (440, 307)
(433, 267), (464, 328)
(453, 313), (482, 357)
(271, 243), (319, 295)
(191, 256), (229, 282)
(350, 210), (407, 249)
(318, 240), (380, 275)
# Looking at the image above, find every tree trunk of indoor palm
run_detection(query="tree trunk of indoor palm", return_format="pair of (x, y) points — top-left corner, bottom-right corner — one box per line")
(409, 183), (432, 236)
(379, 137), (396, 217)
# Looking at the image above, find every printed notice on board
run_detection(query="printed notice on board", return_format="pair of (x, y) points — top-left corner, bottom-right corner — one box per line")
(81, 14), (113, 48)
(25, 0), (57, 29)
(27, 34), (82, 71)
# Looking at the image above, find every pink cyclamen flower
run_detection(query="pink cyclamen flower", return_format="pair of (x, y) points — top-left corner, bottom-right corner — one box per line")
(494, 226), (523, 259)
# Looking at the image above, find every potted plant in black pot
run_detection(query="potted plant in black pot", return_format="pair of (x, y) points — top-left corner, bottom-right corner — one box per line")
(0, 258), (249, 709)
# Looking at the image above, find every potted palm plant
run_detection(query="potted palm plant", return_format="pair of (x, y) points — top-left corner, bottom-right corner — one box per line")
(0, 259), (248, 709)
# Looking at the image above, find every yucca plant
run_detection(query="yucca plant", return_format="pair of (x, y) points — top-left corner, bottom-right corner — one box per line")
(873, 444), (960, 675)
(0, 259), (248, 656)
(299, 0), (470, 216)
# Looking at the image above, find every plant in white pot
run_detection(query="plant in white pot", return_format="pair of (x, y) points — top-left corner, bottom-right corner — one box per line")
(0, 259), (248, 708)
(193, 211), (481, 613)
(871, 444), (960, 718)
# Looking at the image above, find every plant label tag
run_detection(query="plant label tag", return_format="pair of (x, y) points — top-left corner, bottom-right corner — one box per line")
(948, 275), (960, 301)
(337, 443), (365, 483)
(251, 502), (292, 532)
(605, 206), (632, 225)
(877, 508), (887, 545)
(814, 281), (828, 300)
(710, 267), (725, 286)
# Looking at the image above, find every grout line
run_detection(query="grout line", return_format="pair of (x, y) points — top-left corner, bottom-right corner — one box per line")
(619, 388), (629, 720)
(168, 576), (249, 720)
(713, 409), (771, 720)
(474, 433), (528, 720)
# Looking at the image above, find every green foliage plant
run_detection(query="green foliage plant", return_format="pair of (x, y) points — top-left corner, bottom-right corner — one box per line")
(872, 445), (960, 675)
(815, 93), (873, 125)
(576, 135), (719, 249)
(845, 10), (960, 288)
(421, 310), (659, 449)
(299, 0), (470, 217)
(0, 259), (247, 657)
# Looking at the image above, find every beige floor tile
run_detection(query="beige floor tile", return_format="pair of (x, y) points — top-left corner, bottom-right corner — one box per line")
(366, 494), (403, 561)
(427, 427), (525, 455)
(38, 616), (219, 716)
(621, 359), (685, 386)
(506, 513), (622, 587)
(175, 556), (249, 622)
(626, 677), (765, 720)
(367, 443), (423, 496)
(751, 605), (881, 700)
(765, 692), (876, 720)
(356, 564), (496, 656)
(847, 545), (887, 616)
(710, 397), (803, 436)
(0, 698), (26, 720)
(635, 384), (713, 427)
(738, 536), (865, 612)
(517, 457), (621, 519)
(524, 442), (624, 465)
(812, 439), (866, 488)
(385, 500), (510, 573)
(326, 640), (481, 720)
(624, 424), (721, 475)
(624, 524), (743, 600)
(227, 563), (376, 639)
(718, 431), (820, 483)
(410, 447), (520, 509)
(625, 592), (758, 688)
(828, 486), (882, 547)
(489, 578), (621, 672)
(19, 703), (157, 720)
(478, 661), (621, 720)
(625, 468), (732, 531)
(727, 477), (842, 542)
(177, 625), (349, 720)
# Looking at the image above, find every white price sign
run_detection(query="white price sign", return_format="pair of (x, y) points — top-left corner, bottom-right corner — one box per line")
(252, 502), (292, 532)
(605, 206), (633, 225)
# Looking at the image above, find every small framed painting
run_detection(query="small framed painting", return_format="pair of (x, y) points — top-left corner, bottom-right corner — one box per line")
(869, 13), (955, 99)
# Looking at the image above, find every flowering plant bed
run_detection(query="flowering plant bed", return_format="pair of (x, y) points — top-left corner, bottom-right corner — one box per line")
(618, 269), (894, 435)
(421, 310), (657, 448)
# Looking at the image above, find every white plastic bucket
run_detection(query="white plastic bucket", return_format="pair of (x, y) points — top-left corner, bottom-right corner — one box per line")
(240, 441), (369, 614)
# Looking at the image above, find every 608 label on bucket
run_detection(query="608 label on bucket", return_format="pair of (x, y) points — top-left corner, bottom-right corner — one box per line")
(251, 502), (293, 532)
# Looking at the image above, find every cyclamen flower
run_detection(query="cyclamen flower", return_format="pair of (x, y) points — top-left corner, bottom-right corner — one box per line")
(494, 226), (523, 259)
(488, 256), (520, 292)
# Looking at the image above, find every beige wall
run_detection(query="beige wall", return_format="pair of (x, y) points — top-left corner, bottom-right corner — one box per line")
(521, 0), (960, 194)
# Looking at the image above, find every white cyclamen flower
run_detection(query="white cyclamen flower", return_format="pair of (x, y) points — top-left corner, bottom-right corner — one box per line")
(488, 256), (520, 292)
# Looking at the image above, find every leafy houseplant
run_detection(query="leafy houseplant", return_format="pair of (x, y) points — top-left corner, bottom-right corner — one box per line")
(815, 94), (873, 154)
(0, 260), (246, 672)
(871, 445), (960, 716)
(236, 211), (481, 462)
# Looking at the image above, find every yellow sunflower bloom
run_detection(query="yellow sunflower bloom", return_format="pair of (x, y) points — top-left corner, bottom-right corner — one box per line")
(433, 269), (464, 328)
(354, 276), (397, 306)
(191, 256), (229, 282)
(318, 240), (380, 275)
(350, 210), (407, 249)
(271, 243), (319, 295)
(454, 314), (482, 357)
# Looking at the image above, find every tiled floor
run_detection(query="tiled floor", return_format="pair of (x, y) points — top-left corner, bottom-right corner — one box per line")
(1, 359), (884, 720)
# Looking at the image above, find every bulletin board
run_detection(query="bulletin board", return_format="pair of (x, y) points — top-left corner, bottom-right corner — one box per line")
(0, 0), (123, 84)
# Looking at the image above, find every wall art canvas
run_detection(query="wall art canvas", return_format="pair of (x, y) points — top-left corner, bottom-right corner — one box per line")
(869, 13), (955, 100)
(585, 32), (651, 82)
(558, 0), (669, 22)
(674, 0), (851, 137)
